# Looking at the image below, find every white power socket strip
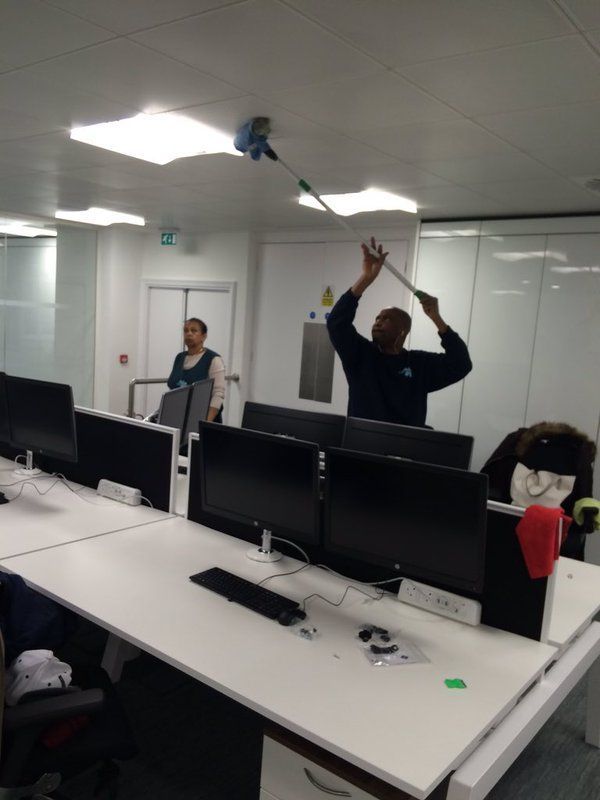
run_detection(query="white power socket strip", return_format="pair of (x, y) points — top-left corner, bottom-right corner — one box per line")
(398, 579), (481, 626)
(97, 479), (142, 506)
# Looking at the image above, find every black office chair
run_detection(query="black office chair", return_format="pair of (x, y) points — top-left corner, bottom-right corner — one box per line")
(0, 575), (138, 799)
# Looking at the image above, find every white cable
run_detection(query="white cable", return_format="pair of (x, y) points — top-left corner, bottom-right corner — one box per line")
(271, 535), (310, 564)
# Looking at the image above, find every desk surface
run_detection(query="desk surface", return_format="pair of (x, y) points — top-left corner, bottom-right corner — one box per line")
(0, 516), (557, 799)
(0, 458), (171, 559)
(547, 557), (600, 649)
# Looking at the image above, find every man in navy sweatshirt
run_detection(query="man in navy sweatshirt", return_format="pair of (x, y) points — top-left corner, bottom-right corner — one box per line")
(327, 237), (472, 427)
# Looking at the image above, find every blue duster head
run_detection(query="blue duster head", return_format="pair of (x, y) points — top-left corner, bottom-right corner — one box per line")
(234, 117), (274, 161)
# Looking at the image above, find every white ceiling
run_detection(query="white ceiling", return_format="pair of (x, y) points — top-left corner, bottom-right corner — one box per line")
(1, 0), (600, 233)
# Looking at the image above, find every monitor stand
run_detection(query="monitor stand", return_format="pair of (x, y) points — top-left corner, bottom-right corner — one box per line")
(246, 529), (282, 563)
(14, 450), (42, 477)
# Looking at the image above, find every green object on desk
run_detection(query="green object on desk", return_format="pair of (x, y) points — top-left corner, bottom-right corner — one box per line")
(445, 678), (467, 689)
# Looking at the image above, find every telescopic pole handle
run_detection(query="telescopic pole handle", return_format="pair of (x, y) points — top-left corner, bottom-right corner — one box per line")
(273, 155), (421, 296)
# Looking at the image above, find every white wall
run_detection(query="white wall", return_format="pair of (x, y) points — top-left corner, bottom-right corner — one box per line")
(251, 234), (414, 415)
(140, 231), (256, 426)
(94, 229), (144, 414)
(94, 229), (256, 425)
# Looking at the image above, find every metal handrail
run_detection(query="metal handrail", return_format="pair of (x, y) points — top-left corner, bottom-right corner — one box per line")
(127, 377), (168, 418)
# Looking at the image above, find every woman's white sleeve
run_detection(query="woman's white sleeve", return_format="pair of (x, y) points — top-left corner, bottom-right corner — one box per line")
(208, 356), (226, 409)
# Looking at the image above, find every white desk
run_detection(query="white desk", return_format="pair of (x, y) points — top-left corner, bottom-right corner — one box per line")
(547, 557), (600, 650)
(0, 458), (172, 559)
(0, 517), (562, 800)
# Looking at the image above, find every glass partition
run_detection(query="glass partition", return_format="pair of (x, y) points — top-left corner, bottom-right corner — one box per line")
(0, 224), (96, 406)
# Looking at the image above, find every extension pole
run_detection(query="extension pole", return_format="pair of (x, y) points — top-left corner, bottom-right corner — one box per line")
(271, 153), (421, 296)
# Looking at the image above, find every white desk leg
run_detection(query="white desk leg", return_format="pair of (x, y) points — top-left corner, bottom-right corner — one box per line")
(446, 623), (600, 800)
(101, 633), (140, 682)
(585, 652), (600, 746)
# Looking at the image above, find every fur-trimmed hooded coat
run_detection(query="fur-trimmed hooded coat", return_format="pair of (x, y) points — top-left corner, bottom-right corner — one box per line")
(481, 422), (597, 559)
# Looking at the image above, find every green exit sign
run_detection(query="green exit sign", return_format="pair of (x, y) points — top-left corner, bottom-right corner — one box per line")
(161, 232), (177, 245)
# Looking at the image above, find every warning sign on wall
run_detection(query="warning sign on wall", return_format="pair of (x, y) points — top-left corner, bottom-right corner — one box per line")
(321, 285), (335, 307)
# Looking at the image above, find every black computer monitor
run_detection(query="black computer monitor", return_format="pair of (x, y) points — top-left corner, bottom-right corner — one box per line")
(4, 375), (77, 467)
(342, 417), (474, 470)
(242, 402), (345, 449)
(324, 448), (488, 593)
(158, 379), (213, 452)
(182, 379), (214, 445)
(0, 373), (10, 445)
(198, 422), (320, 559)
(157, 384), (190, 431)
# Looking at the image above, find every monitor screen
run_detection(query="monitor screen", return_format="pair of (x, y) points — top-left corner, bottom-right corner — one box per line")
(4, 375), (77, 462)
(198, 422), (320, 545)
(0, 373), (10, 444)
(158, 385), (190, 431)
(182, 379), (213, 445)
(342, 417), (474, 470)
(324, 448), (488, 592)
(242, 402), (345, 449)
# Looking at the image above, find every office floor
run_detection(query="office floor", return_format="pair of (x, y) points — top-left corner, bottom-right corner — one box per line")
(58, 619), (599, 800)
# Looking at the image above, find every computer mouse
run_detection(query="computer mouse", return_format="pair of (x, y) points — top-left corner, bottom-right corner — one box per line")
(277, 608), (306, 626)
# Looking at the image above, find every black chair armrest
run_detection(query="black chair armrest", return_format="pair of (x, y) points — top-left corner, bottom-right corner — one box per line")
(4, 688), (105, 731)
(582, 506), (599, 534)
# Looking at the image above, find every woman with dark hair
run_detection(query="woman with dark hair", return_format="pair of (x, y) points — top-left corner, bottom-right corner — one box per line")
(167, 317), (225, 422)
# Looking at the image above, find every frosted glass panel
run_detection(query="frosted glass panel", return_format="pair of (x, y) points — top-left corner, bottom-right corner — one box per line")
(410, 236), (478, 432)
(459, 235), (546, 471)
(3, 238), (56, 380)
(526, 233), (600, 441)
(54, 227), (97, 406)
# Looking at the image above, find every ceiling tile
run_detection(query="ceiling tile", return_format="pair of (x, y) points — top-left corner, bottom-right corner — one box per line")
(0, 69), (137, 132)
(406, 185), (508, 218)
(351, 120), (513, 162)
(476, 101), (600, 152)
(587, 28), (600, 46)
(0, 105), (56, 141)
(43, 0), (240, 35)
(557, 2), (600, 30)
(34, 39), (243, 113)
(286, 0), (573, 68)
(0, 0), (112, 67)
(421, 153), (558, 184)
(317, 162), (451, 192)
(532, 144), (600, 176)
(57, 166), (167, 190)
(471, 177), (600, 211)
(0, 132), (138, 172)
(399, 37), (600, 115)
(264, 70), (459, 130)
(133, 0), (378, 92)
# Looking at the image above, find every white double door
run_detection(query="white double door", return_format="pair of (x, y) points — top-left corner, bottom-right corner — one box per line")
(142, 282), (235, 422)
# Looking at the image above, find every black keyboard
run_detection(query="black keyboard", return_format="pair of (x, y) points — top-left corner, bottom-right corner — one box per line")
(189, 567), (299, 620)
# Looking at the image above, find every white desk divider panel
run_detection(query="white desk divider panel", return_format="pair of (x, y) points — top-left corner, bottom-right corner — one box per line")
(42, 407), (179, 514)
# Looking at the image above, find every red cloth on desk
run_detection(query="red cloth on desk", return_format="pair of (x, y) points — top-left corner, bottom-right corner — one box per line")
(515, 505), (571, 579)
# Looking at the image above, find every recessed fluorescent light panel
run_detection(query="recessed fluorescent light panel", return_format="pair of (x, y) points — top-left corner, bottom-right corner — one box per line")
(55, 208), (145, 226)
(0, 221), (57, 237)
(298, 188), (417, 216)
(71, 113), (242, 164)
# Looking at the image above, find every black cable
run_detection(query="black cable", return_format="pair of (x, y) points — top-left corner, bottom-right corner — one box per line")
(256, 562), (311, 587)
(300, 582), (384, 613)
